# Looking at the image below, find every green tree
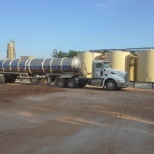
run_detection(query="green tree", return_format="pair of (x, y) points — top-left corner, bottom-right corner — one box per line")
(68, 50), (82, 58)
(51, 49), (84, 58)
(57, 51), (68, 58)
(52, 49), (58, 58)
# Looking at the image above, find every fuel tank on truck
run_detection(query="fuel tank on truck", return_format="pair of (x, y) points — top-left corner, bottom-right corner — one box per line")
(28, 57), (81, 75)
(0, 57), (81, 76)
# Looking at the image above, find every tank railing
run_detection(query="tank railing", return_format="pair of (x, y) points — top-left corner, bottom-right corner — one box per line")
(89, 47), (154, 53)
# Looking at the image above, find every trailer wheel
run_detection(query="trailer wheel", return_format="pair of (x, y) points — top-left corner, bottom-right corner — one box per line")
(106, 80), (117, 91)
(9, 78), (16, 83)
(57, 78), (67, 88)
(67, 78), (77, 88)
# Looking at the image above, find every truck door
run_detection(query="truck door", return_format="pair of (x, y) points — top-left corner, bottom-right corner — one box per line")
(95, 63), (104, 78)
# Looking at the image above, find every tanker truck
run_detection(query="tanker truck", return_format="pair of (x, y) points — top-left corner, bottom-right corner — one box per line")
(0, 56), (129, 90)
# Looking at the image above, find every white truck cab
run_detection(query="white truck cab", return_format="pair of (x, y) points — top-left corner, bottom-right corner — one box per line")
(90, 60), (129, 90)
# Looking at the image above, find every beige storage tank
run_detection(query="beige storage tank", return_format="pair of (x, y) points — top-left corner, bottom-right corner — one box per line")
(137, 50), (154, 82)
(105, 51), (130, 74)
(78, 52), (102, 78)
(7, 41), (15, 59)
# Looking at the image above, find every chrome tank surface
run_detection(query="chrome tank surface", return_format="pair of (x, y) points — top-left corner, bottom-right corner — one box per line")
(0, 57), (81, 75)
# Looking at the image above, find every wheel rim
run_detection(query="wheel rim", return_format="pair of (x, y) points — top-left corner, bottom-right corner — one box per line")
(59, 81), (64, 86)
(107, 82), (114, 89)
(67, 79), (76, 88)
(69, 81), (73, 87)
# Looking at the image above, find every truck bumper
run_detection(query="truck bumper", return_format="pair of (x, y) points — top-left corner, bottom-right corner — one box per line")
(117, 82), (130, 88)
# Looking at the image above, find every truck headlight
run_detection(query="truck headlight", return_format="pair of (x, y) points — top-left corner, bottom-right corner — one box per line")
(117, 80), (124, 83)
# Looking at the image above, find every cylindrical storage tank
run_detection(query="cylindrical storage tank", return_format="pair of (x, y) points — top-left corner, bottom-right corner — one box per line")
(137, 50), (154, 82)
(105, 51), (130, 73)
(7, 41), (15, 59)
(78, 52), (102, 78)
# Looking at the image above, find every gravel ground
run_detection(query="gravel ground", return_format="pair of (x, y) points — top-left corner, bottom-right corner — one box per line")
(0, 83), (154, 154)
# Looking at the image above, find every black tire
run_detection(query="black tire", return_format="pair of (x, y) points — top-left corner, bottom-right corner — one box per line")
(4, 77), (15, 83)
(9, 78), (16, 83)
(67, 78), (77, 88)
(106, 80), (117, 91)
(78, 82), (86, 88)
(78, 78), (87, 88)
(57, 78), (67, 88)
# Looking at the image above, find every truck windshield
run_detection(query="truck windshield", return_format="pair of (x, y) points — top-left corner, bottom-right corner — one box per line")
(103, 62), (111, 68)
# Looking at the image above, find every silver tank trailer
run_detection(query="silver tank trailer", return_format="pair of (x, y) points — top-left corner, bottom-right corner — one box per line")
(0, 57), (81, 75)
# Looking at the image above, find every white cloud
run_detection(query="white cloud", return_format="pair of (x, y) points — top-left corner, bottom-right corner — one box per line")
(96, 4), (107, 9)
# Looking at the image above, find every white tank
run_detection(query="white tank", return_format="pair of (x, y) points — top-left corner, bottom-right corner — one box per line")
(78, 52), (102, 78)
(7, 41), (15, 59)
(105, 51), (130, 74)
(137, 50), (154, 82)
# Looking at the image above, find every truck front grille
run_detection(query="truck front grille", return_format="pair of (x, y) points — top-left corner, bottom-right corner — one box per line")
(125, 73), (129, 82)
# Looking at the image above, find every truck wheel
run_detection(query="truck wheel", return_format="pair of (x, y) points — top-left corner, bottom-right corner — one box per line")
(78, 82), (86, 88)
(78, 78), (87, 88)
(57, 78), (67, 88)
(67, 78), (77, 88)
(106, 80), (117, 91)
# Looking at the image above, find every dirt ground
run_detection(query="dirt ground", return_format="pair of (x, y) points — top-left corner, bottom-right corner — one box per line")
(0, 83), (154, 154)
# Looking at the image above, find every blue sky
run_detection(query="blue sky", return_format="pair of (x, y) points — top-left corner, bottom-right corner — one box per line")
(0, 0), (154, 58)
